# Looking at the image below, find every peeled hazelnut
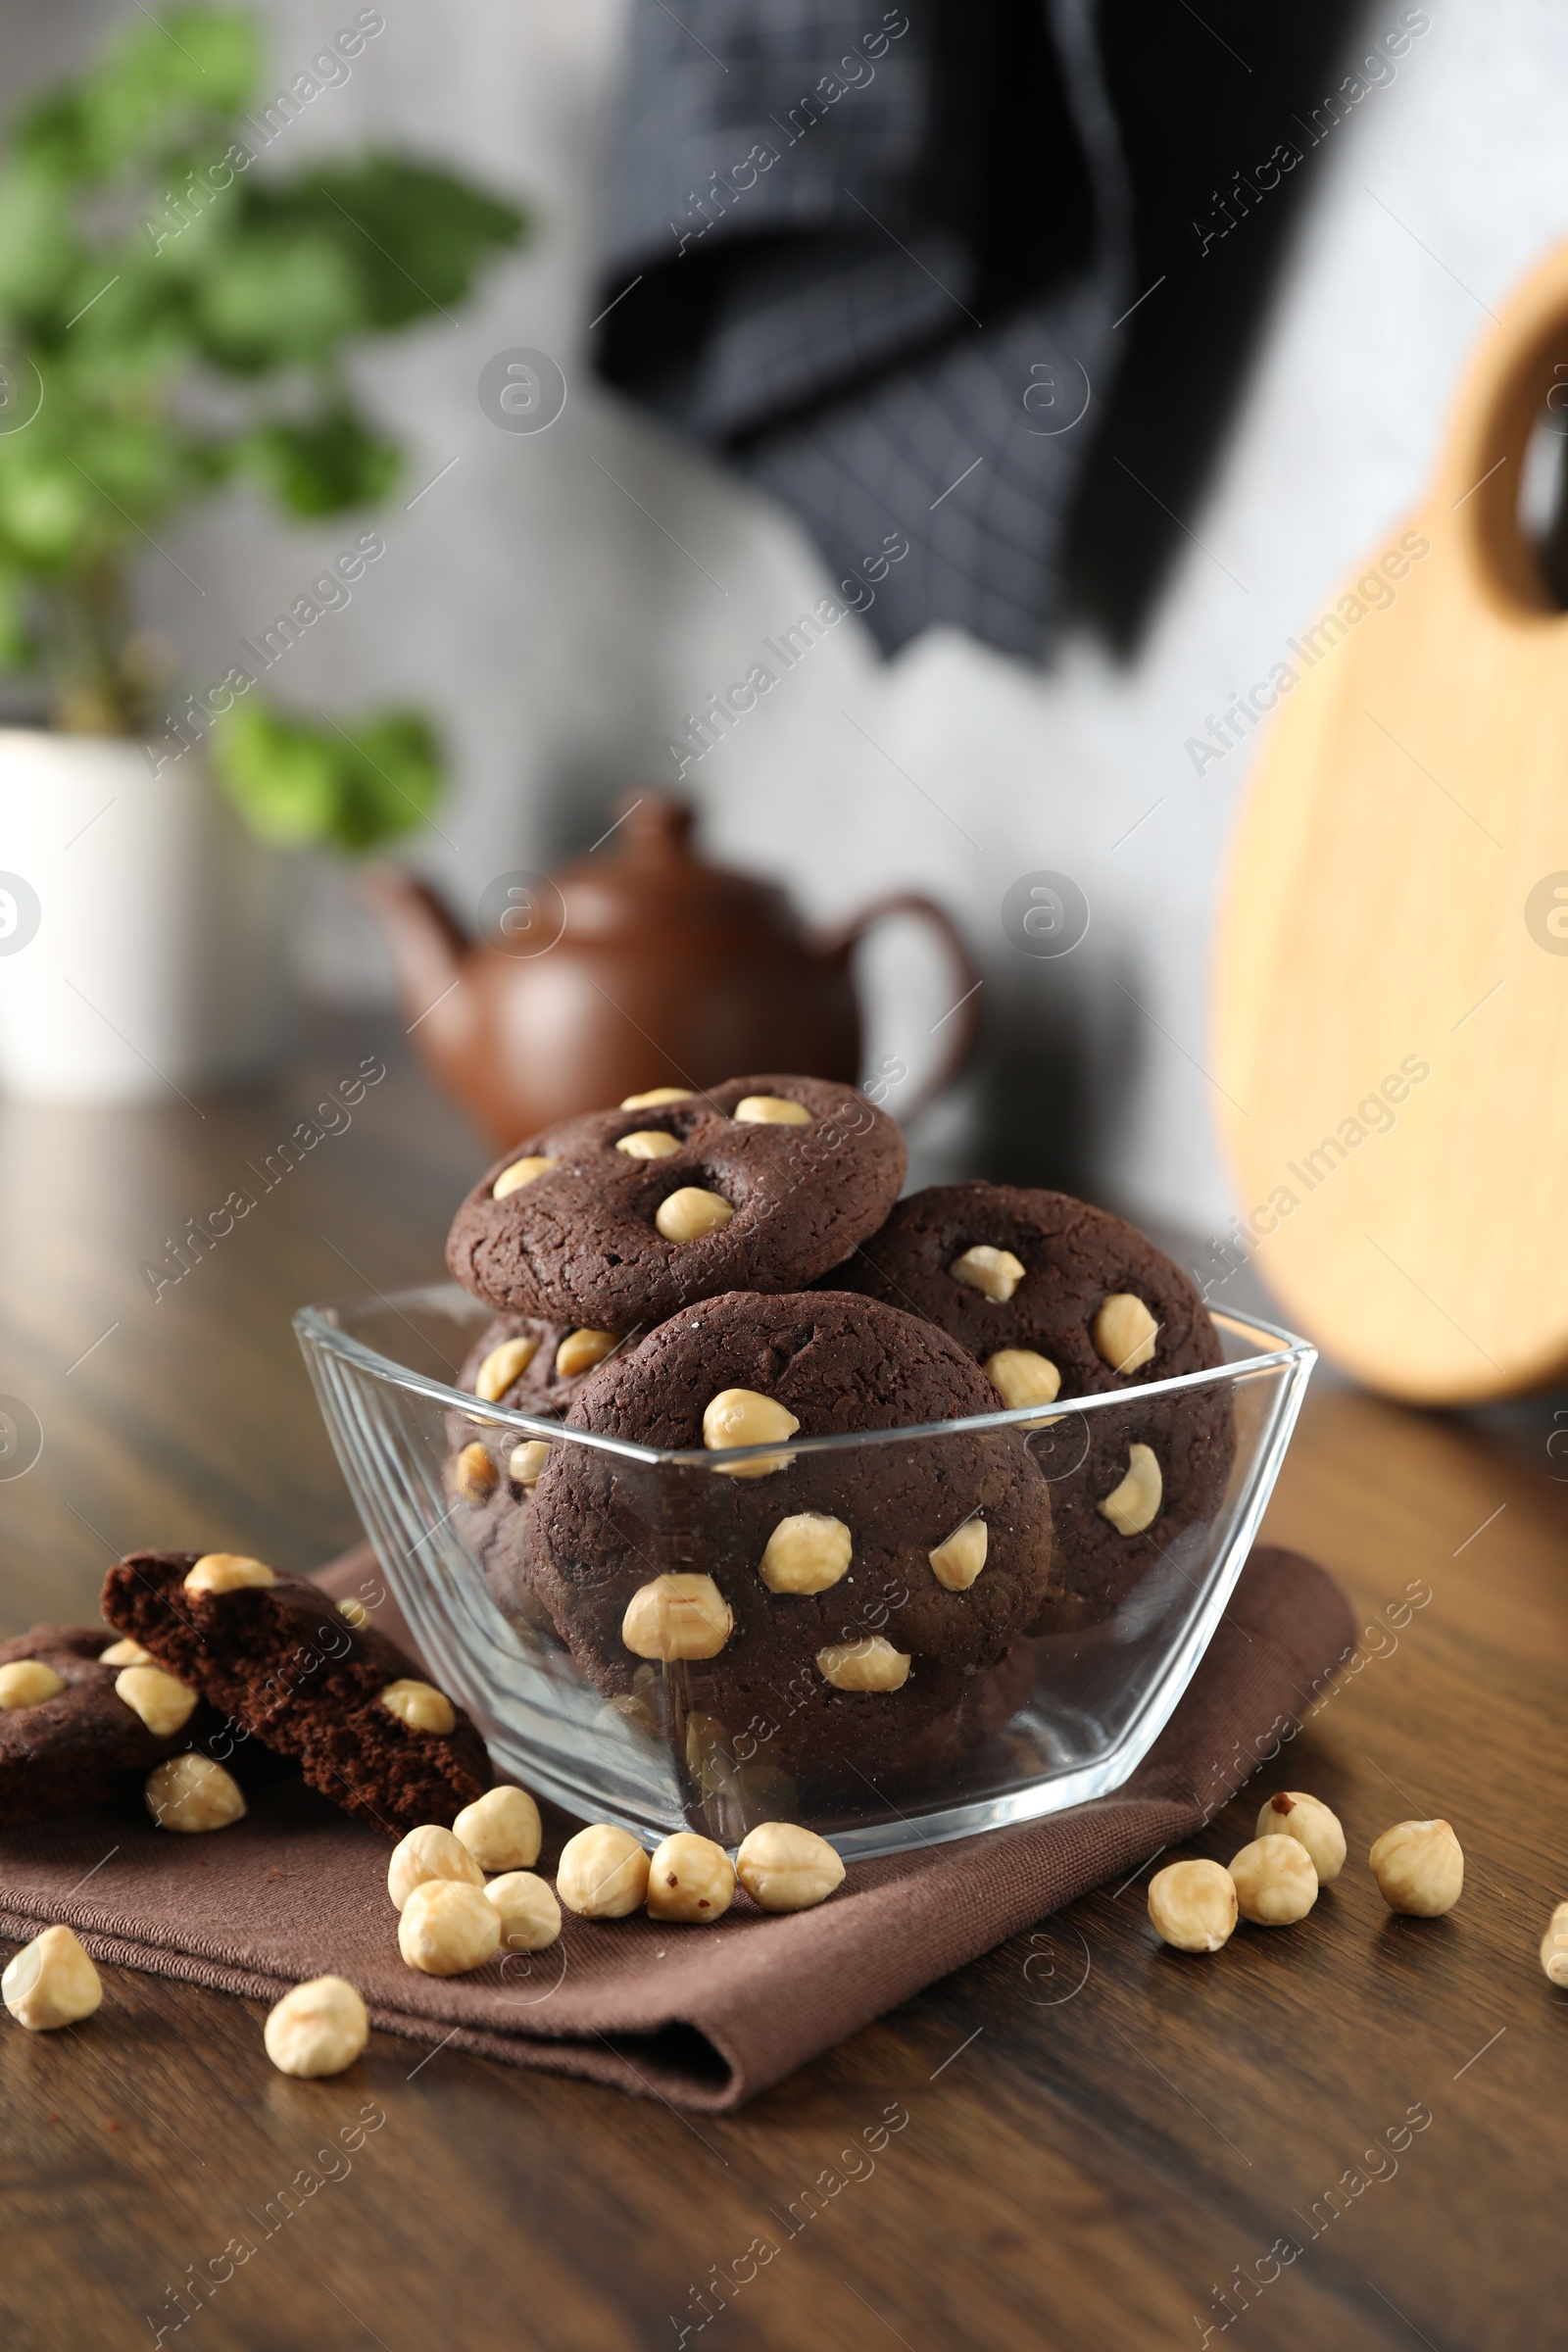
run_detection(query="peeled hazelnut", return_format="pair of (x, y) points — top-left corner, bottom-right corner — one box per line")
(1092, 1293), (1159, 1374)
(114, 1665), (197, 1738)
(379, 1679), (457, 1737)
(702, 1387), (800, 1477)
(387, 1823), (484, 1912)
(492, 1154), (557, 1199)
(145, 1754), (246, 1834)
(1148, 1859), (1238, 1952)
(816, 1637), (910, 1692)
(1369, 1819), (1463, 1916)
(733, 1095), (811, 1125)
(509, 1440), (551, 1489)
(0, 1660), (65, 1710)
(735, 1821), (845, 1912)
(454, 1784), (542, 1873)
(555, 1328), (618, 1379)
(557, 1824), (651, 1918)
(1255, 1790), (1347, 1886)
(1229, 1836), (1318, 1925)
(760, 1513), (852, 1594)
(620, 1087), (693, 1108)
(337, 1597), (369, 1630)
(2, 1925), (103, 2031)
(1099, 1443), (1162, 1536)
(1540, 1898), (1568, 1987)
(949, 1245), (1026, 1302)
(621, 1574), (732, 1660)
(647, 1832), (736, 1924)
(486, 1871), (562, 1952)
(184, 1552), (276, 1594)
(474, 1336), (539, 1402)
(455, 1442), (497, 1503)
(928, 1518), (988, 1592)
(655, 1186), (734, 1243)
(98, 1638), (154, 1668)
(616, 1129), (681, 1159)
(985, 1349), (1061, 1410)
(398, 1879), (502, 1976)
(264, 1975), (368, 2078)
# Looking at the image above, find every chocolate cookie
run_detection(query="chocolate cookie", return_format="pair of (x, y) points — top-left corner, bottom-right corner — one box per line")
(445, 1074), (906, 1329)
(835, 1183), (1233, 1631)
(101, 1551), (491, 1836)
(529, 1291), (1053, 1792)
(0, 1625), (222, 1826)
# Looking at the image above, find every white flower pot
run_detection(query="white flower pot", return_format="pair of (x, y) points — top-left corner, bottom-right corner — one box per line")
(0, 729), (284, 1102)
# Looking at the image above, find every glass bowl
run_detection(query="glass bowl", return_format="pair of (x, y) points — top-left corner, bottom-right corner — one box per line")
(295, 1286), (1314, 1860)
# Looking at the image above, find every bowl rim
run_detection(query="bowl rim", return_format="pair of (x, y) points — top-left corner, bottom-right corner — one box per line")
(294, 1285), (1317, 1472)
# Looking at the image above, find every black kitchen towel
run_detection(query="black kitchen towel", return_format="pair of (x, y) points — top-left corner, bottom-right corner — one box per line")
(593, 0), (1131, 660)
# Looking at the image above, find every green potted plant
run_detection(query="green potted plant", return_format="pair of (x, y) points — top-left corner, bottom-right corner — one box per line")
(0, 5), (524, 1099)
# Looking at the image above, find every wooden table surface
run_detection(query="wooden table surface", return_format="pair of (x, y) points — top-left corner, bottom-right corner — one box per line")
(1, 1017), (1563, 2352)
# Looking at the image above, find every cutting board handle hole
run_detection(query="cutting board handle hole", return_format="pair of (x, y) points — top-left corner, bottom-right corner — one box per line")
(1515, 402), (1568, 609)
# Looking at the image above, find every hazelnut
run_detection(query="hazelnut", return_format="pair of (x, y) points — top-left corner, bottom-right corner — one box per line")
(379, 1679), (457, 1736)
(398, 1879), (502, 1976)
(509, 1440), (551, 1489)
(453, 1784), (542, 1873)
(455, 1442), (497, 1503)
(98, 1638), (155, 1668)
(0, 1660), (65, 1710)
(1369, 1819), (1463, 1916)
(621, 1574), (732, 1660)
(2, 1924), (103, 2031)
(555, 1328), (618, 1379)
(264, 1975), (368, 2078)
(816, 1637), (910, 1692)
(1099, 1443), (1162, 1536)
(984, 1348), (1061, 1410)
(184, 1552), (276, 1594)
(1255, 1790), (1347, 1886)
(474, 1336), (539, 1402)
(1540, 1899), (1568, 1987)
(646, 1832), (736, 1924)
(733, 1095), (811, 1125)
(557, 1824), (651, 1918)
(114, 1665), (197, 1738)
(928, 1517), (988, 1592)
(949, 1245), (1026, 1302)
(485, 1871), (562, 1952)
(616, 1129), (681, 1159)
(387, 1822), (484, 1912)
(1091, 1293), (1159, 1374)
(620, 1087), (693, 1108)
(1229, 1836), (1318, 1925)
(1148, 1859), (1238, 1952)
(655, 1186), (734, 1243)
(759, 1512), (852, 1594)
(735, 1822), (845, 1912)
(145, 1754), (246, 1834)
(492, 1154), (558, 1199)
(702, 1387), (800, 1477)
(337, 1597), (369, 1630)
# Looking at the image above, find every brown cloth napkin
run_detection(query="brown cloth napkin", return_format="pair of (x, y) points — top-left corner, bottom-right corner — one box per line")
(0, 1544), (1350, 2111)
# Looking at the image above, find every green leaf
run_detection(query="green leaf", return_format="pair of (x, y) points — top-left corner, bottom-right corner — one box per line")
(252, 157), (526, 331)
(13, 9), (259, 182)
(191, 226), (364, 370)
(234, 404), (400, 515)
(211, 699), (443, 854)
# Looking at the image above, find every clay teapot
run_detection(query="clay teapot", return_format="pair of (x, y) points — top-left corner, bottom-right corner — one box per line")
(363, 793), (980, 1147)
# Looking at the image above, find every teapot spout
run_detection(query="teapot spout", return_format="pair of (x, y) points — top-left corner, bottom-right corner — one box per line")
(359, 867), (474, 1047)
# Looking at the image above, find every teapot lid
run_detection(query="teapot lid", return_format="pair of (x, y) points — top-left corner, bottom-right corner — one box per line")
(555, 792), (794, 938)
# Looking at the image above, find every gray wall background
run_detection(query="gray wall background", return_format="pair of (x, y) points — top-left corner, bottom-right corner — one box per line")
(8, 0), (1566, 1245)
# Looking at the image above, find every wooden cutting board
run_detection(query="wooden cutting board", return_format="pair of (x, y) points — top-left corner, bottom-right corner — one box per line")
(1213, 237), (1568, 1403)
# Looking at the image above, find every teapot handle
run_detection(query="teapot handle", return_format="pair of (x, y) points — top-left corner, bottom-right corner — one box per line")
(814, 892), (982, 1123)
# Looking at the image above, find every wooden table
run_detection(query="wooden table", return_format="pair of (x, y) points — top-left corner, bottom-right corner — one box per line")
(1, 1018), (1563, 2352)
